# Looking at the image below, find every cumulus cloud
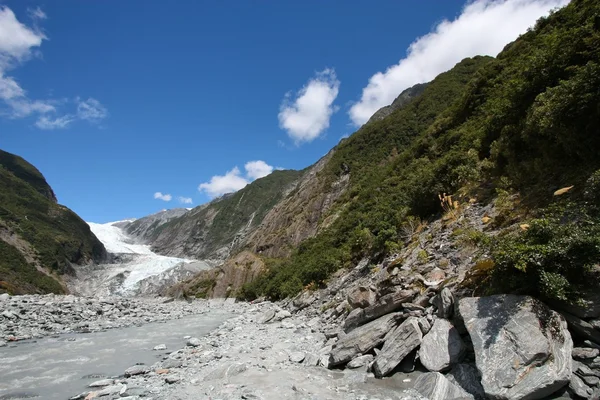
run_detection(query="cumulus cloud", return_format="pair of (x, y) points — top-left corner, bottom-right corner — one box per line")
(244, 160), (274, 180)
(198, 160), (276, 198)
(178, 196), (193, 204)
(349, 0), (569, 126)
(154, 192), (172, 202)
(0, 6), (107, 129)
(278, 68), (340, 144)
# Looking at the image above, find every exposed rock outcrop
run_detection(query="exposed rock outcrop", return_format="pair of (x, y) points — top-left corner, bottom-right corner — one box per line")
(419, 318), (465, 372)
(372, 317), (422, 377)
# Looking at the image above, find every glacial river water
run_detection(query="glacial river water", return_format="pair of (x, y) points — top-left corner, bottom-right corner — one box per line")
(0, 310), (232, 400)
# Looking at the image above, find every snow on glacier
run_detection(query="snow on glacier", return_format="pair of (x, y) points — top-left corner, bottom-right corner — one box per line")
(87, 220), (192, 294)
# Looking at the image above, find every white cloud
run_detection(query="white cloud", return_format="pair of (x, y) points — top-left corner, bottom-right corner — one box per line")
(244, 160), (274, 180)
(198, 160), (276, 198)
(278, 68), (340, 144)
(77, 97), (108, 122)
(178, 196), (193, 204)
(154, 192), (172, 202)
(35, 115), (75, 130)
(349, 0), (570, 126)
(0, 6), (107, 129)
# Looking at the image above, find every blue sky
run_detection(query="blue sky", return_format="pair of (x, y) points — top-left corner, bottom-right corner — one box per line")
(0, 0), (567, 223)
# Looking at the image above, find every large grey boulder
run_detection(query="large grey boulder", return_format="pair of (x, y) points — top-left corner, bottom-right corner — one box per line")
(347, 286), (377, 308)
(419, 318), (465, 372)
(329, 313), (403, 367)
(431, 287), (454, 319)
(372, 317), (422, 377)
(459, 295), (572, 400)
(446, 363), (486, 400)
(343, 289), (415, 332)
(414, 372), (474, 400)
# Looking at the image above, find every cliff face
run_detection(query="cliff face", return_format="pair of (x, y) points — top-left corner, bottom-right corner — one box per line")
(0, 149), (107, 294)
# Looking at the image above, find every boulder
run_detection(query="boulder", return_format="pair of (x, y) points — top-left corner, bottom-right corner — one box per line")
(569, 374), (593, 399)
(419, 318), (465, 372)
(343, 289), (415, 332)
(347, 286), (377, 309)
(372, 317), (422, 377)
(414, 372), (474, 400)
(562, 312), (600, 345)
(258, 309), (276, 324)
(124, 365), (149, 377)
(431, 287), (454, 319)
(572, 347), (600, 360)
(446, 363), (486, 400)
(186, 337), (202, 347)
(347, 354), (374, 369)
(459, 295), (572, 400)
(329, 313), (403, 367)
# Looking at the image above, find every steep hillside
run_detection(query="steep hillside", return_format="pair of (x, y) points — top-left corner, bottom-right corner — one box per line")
(123, 208), (190, 241)
(242, 0), (600, 300)
(0, 149), (107, 294)
(137, 169), (303, 260)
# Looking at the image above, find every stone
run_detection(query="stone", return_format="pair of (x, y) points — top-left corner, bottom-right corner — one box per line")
(581, 374), (600, 387)
(89, 378), (114, 387)
(573, 347), (600, 360)
(583, 340), (600, 350)
(563, 312), (600, 345)
(419, 318), (465, 372)
(203, 362), (247, 381)
(414, 372), (474, 400)
(569, 374), (593, 399)
(342, 289), (415, 332)
(153, 344), (167, 351)
(459, 295), (572, 400)
(162, 359), (183, 369)
(289, 351), (305, 363)
(329, 313), (403, 367)
(303, 353), (319, 366)
(551, 293), (600, 319)
(418, 317), (431, 335)
(275, 310), (292, 321)
(124, 365), (149, 377)
(347, 286), (377, 309)
(446, 363), (486, 400)
(0, 293), (9, 301)
(186, 337), (202, 347)
(346, 354), (374, 369)
(0, 340), (6, 347)
(155, 368), (169, 374)
(258, 309), (276, 324)
(372, 317), (423, 377)
(431, 287), (454, 319)
(573, 360), (600, 378)
(165, 376), (180, 384)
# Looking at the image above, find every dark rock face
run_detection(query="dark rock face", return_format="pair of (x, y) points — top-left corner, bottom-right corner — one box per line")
(342, 289), (416, 332)
(419, 318), (465, 372)
(459, 295), (572, 400)
(372, 317), (422, 377)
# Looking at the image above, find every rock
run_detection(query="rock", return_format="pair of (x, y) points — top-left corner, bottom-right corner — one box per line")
(418, 317), (431, 335)
(347, 354), (374, 369)
(569, 374), (593, 399)
(372, 317), (423, 377)
(446, 364), (486, 400)
(562, 312), (600, 345)
(551, 293), (600, 319)
(414, 372), (474, 400)
(203, 362), (247, 381)
(289, 351), (305, 363)
(0, 293), (9, 301)
(303, 353), (320, 366)
(419, 318), (465, 372)
(573, 360), (600, 378)
(583, 340), (600, 350)
(581, 374), (600, 387)
(155, 368), (170, 374)
(347, 286), (377, 308)
(431, 287), (454, 319)
(89, 378), (114, 387)
(258, 309), (276, 324)
(459, 295), (572, 400)
(2, 310), (16, 319)
(124, 365), (149, 377)
(342, 289), (415, 332)
(0, 340), (6, 347)
(329, 313), (403, 367)
(275, 310), (291, 321)
(162, 359), (183, 369)
(165, 376), (180, 384)
(573, 347), (600, 360)
(397, 349), (418, 373)
(186, 337), (202, 347)
(153, 344), (167, 351)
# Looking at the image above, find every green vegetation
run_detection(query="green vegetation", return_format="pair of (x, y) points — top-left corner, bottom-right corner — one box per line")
(242, 0), (600, 300)
(0, 149), (106, 294)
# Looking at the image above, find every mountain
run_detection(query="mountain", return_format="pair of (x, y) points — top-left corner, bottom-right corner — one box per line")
(173, 0), (600, 301)
(0, 149), (107, 294)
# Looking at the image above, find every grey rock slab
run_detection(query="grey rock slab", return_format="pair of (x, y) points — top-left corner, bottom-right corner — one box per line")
(414, 372), (474, 400)
(289, 351), (305, 363)
(124, 365), (150, 377)
(569, 374), (593, 399)
(347, 286), (377, 309)
(329, 313), (403, 367)
(347, 354), (374, 369)
(372, 317), (422, 377)
(186, 337), (202, 347)
(573, 347), (600, 360)
(459, 295), (573, 400)
(343, 289), (415, 332)
(562, 312), (600, 345)
(165, 376), (180, 384)
(258, 309), (276, 324)
(0, 293), (9, 301)
(419, 318), (465, 372)
(431, 287), (454, 319)
(446, 363), (486, 400)
(162, 359), (183, 369)
(89, 378), (114, 387)
(303, 352), (319, 366)
(153, 344), (167, 351)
